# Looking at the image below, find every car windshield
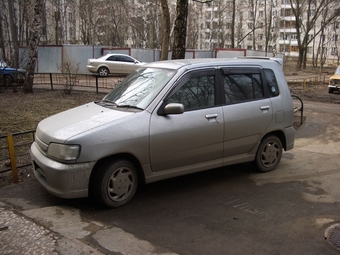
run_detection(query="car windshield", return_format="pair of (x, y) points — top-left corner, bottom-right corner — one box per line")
(335, 67), (340, 75)
(103, 67), (176, 109)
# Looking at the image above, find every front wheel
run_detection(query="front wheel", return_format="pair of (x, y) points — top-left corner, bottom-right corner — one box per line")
(254, 136), (282, 173)
(328, 87), (334, 94)
(91, 160), (138, 208)
(3, 75), (13, 87)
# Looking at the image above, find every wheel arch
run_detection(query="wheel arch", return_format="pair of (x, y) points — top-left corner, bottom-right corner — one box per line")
(261, 130), (287, 150)
(89, 153), (146, 190)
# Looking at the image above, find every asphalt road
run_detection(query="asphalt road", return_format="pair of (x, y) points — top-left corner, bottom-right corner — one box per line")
(1, 100), (340, 255)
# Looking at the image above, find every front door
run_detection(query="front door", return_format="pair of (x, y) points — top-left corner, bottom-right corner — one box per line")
(149, 69), (224, 172)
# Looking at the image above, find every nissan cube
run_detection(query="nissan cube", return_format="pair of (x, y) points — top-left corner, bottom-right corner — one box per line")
(30, 58), (295, 208)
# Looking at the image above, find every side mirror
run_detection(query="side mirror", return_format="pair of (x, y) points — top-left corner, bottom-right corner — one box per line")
(163, 103), (184, 115)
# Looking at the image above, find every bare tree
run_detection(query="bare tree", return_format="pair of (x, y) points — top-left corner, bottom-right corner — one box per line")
(24, 0), (43, 93)
(161, 0), (170, 60)
(172, 0), (189, 59)
(289, 0), (340, 69)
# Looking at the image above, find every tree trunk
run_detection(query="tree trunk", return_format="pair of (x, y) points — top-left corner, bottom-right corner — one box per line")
(7, 0), (18, 67)
(231, 0), (236, 48)
(24, 0), (43, 93)
(172, 0), (188, 60)
(161, 0), (170, 60)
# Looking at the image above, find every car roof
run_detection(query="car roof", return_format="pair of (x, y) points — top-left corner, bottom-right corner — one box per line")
(143, 57), (283, 71)
(102, 53), (132, 57)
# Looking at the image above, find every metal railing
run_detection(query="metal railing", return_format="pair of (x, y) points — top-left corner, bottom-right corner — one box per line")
(33, 73), (125, 93)
(292, 94), (304, 126)
(0, 130), (35, 183)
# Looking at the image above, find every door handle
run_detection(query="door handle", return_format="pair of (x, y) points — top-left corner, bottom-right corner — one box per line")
(260, 106), (270, 112)
(205, 114), (219, 123)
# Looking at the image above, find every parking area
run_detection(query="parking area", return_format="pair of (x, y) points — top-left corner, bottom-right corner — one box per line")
(0, 100), (340, 254)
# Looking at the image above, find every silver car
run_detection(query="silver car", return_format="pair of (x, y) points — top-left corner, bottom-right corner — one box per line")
(30, 58), (295, 208)
(86, 53), (145, 76)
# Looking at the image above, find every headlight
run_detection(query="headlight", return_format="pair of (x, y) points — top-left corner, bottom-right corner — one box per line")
(47, 143), (80, 161)
(330, 79), (335, 85)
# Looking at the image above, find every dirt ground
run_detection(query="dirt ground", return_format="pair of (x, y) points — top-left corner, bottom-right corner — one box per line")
(0, 69), (339, 187)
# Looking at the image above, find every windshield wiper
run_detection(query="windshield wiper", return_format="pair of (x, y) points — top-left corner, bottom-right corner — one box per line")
(116, 104), (143, 110)
(95, 99), (117, 106)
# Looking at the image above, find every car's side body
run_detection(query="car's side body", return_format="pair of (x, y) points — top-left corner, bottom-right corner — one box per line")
(86, 54), (145, 76)
(31, 58), (295, 207)
(329, 66), (340, 93)
(0, 61), (26, 86)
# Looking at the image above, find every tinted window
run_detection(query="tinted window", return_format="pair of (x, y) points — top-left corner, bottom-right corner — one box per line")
(223, 73), (264, 104)
(264, 69), (280, 97)
(119, 56), (135, 63)
(168, 74), (215, 111)
(107, 56), (119, 61)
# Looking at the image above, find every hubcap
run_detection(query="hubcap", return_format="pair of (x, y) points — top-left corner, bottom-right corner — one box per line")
(107, 167), (134, 202)
(260, 141), (280, 168)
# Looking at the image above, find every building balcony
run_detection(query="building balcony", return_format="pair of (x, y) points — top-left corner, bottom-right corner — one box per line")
(278, 39), (298, 46)
(282, 16), (296, 21)
(279, 28), (297, 33)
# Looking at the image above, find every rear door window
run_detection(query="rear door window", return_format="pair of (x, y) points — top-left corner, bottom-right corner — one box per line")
(221, 67), (265, 104)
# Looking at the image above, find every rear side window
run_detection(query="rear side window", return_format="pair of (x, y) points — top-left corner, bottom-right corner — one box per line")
(222, 72), (264, 104)
(264, 69), (280, 97)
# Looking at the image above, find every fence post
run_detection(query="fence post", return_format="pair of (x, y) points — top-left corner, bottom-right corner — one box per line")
(50, 73), (54, 90)
(303, 79), (307, 91)
(7, 134), (19, 183)
(96, 76), (99, 94)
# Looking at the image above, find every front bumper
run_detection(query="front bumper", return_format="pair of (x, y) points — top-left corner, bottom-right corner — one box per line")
(30, 142), (95, 199)
(328, 85), (340, 91)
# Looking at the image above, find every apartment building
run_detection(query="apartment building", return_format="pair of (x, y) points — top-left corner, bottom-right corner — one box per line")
(3, 0), (340, 61)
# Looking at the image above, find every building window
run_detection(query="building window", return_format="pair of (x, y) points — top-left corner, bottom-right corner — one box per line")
(248, 23), (253, 29)
(226, 23), (231, 29)
(333, 34), (338, 41)
(331, 47), (338, 55)
(248, 11), (254, 19)
(247, 33), (253, 40)
(290, 46), (299, 52)
(226, 33), (231, 40)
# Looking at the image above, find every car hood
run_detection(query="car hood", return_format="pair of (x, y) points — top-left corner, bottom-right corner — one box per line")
(36, 102), (134, 144)
(330, 74), (340, 80)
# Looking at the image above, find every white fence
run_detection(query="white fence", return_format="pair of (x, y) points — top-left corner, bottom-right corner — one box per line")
(17, 45), (284, 74)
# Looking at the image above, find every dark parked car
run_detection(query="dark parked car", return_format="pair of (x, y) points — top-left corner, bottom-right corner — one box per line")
(0, 60), (26, 87)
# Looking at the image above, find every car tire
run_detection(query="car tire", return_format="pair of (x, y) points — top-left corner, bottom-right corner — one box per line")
(3, 75), (13, 87)
(254, 135), (282, 173)
(91, 160), (138, 208)
(98, 67), (109, 77)
(328, 87), (334, 93)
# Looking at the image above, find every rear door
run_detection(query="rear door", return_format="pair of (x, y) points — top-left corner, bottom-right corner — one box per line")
(149, 69), (224, 172)
(119, 55), (138, 74)
(220, 67), (273, 159)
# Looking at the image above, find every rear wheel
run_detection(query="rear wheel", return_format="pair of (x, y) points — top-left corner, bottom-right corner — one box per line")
(91, 160), (138, 208)
(98, 67), (109, 77)
(254, 135), (282, 173)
